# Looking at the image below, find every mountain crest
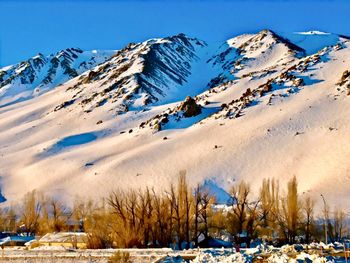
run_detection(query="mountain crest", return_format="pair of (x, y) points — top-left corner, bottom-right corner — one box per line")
(0, 48), (114, 107)
(59, 34), (207, 114)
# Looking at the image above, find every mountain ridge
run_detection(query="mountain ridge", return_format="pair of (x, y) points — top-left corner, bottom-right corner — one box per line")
(0, 29), (349, 208)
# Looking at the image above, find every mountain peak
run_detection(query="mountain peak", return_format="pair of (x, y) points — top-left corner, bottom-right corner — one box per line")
(58, 32), (208, 114)
(295, 30), (331, 35)
(282, 30), (347, 55)
(0, 48), (114, 107)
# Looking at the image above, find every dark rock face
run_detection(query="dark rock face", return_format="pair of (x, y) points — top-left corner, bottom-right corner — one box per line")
(338, 70), (350, 86)
(336, 70), (350, 95)
(54, 99), (76, 111)
(178, 96), (202, 117)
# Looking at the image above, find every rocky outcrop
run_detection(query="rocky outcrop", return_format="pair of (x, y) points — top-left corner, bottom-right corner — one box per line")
(138, 96), (203, 132)
(337, 70), (350, 95)
(337, 70), (350, 86)
(178, 96), (202, 117)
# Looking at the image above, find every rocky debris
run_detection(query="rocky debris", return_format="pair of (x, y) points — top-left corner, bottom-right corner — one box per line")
(209, 62), (308, 120)
(0, 71), (6, 82)
(337, 70), (350, 86)
(275, 70), (305, 88)
(138, 96), (204, 132)
(293, 45), (336, 74)
(177, 96), (202, 117)
(257, 81), (273, 97)
(221, 103), (228, 109)
(205, 29), (304, 88)
(115, 104), (129, 115)
(336, 70), (350, 95)
(153, 122), (161, 132)
(241, 69), (277, 80)
(54, 99), (75, 111)
(238, 29), (305, 57)
(207, 75), (227, 89)
(203, 44), (327, 122)
(82, 70), (99, 84)
(292, 78), (304, 87)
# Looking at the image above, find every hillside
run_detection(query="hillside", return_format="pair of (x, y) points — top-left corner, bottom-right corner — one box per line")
(0, 30), (349, 207)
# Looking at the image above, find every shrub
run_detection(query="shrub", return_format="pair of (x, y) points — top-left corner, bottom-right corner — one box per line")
(108, 251), (131, 263)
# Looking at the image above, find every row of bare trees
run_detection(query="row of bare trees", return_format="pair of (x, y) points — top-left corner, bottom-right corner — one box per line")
(104, 171), (214, 248)
(0, 172), (348, 249)
(0, 191), (70, 235)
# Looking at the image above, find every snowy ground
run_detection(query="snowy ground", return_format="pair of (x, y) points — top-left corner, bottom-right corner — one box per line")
(0, 244), (348, 263)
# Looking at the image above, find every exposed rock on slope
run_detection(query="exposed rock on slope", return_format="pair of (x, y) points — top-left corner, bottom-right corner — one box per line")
(206, 30), (305, 89)
(0, 48), (114, 107)
(178, 96), (202, 117)
(337, 70), (350, 95)
(139, 95), (203, 132)
(56, 34), (207, 115)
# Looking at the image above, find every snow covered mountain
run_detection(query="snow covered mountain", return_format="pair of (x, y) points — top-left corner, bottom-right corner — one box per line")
(282, 30), (349, 55)
(51, 34), (210, 115)
(0, 48), (115, 107)
(0, 29), (349, 208)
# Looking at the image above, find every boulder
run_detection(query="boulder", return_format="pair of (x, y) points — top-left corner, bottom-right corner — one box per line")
(338, 70), (350, 86)
(293, 78), (304, 87)
(178, 96), (202, 117)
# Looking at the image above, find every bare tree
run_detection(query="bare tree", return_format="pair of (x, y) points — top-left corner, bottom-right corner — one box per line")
(21, 190), (42, 235)
(166, 183), (177, 248)
(199, 190), (212, 240)
(178, 171), (192, 249)
(108, 189), (141, 248)
(246, 199), (261, 247)
(303, 196), (315, 244)
(193, 184), (201, 246)
(137, 187), (153, 247)
(333, 207), (347, 241)
(168, 177), (184, 249)
(72, 197), (94, 232)
(259, 178), (280, 240)
(280, 176), (300, 243)
(152, 189), (171, 247)
(49, 198), (69, 232)
(229, 180), (251, 235)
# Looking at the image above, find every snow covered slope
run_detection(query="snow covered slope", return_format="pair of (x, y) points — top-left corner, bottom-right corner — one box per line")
(0, 30), (349, 209)
(50, 34), (214, 115)
(282, 30), (349, 55)
(0, 48), (115, 107)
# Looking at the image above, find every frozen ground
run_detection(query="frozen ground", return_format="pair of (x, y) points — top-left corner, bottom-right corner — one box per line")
(0, 244), (348, 263)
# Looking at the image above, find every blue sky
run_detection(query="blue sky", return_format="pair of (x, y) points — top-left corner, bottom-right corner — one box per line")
(1, 0), (350, 67)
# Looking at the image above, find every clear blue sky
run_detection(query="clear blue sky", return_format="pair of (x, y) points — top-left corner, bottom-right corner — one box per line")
(1, 0), (350, 67)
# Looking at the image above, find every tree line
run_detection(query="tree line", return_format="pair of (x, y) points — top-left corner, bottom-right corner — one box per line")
(0, 171), (348, 249)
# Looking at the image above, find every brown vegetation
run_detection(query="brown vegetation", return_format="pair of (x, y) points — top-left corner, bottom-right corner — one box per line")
(0, 173), (348, 249)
